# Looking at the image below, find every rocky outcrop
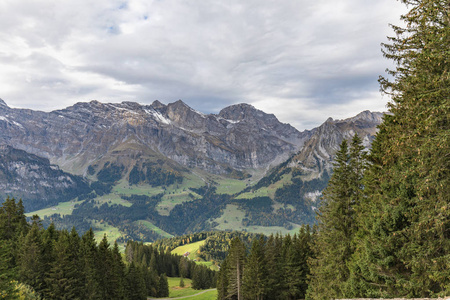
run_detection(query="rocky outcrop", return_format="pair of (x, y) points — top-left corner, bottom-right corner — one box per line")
(288, 111), (385, 177)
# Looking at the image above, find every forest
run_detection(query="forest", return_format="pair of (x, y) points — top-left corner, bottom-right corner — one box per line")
(0, 198), (215, 299)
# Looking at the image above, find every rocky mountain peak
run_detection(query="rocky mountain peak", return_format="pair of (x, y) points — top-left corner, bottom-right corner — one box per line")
(0, 98), (8, 108)
(151, 100), (166, 110)
(218, 103), (262, 121)
(345, 110), (384, 124)
(119, 101), (142, 110)
(166, 100), (205, 125)
(89, 100), (103, 106)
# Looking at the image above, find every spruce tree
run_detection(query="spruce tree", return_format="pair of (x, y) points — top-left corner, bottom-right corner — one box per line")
(284, 228), (313, 300)
(242, 236), (267, 300)
(352, 0), (450, 297)
(0, 240), (18, 299)
(17, 222), (45, 292)
(79, 228), (101, 300)
(179, 274), (185, 287)
(157, 273), (169, 297)
(264, 234), (284, 299)
(307, 136), (366, 300)
(45, 230), (80, 299)
(125, 262), (147, 300)
(216, 255), (229, 300)
(226, 237), (246, 300)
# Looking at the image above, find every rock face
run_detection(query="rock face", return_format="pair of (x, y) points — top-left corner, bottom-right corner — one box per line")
(0, 145), (90, 210)
(288, 111), (385, 177)
(0, 99), (311, 175)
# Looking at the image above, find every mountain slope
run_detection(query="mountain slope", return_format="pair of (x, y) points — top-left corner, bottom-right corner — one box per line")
(0, 145), (91, 211)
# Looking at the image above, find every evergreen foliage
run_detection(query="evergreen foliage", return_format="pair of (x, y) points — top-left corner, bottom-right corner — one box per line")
(306, 135), (367, 299)
(349, 0), (450, 297)
(0, 197), (177, 300)
(124, 240), (217, 295)
(217, 230), (314, 300)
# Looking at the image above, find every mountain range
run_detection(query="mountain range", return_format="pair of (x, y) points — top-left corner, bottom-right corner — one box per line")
(0, 98), (384, 240)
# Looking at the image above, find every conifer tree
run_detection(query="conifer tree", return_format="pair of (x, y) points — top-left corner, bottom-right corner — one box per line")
(157, 273), (169, 297)
(264, 234), (284, 299)
(284, 229), (313, 300)
(125, 262), (147, 300)
(0, 197), (28, 241)
(79, 228), (101, 300)
(179, 274), (185, 287)
(242, 236), (267, 300)
(217, 255), (229, 300)
(17, 222), (45, 292)
(352, 0), (450, 296)
(0, 240), (18, 299)
(40, 222), (58, 297)
(307, 136), (366, 300)
(45, 230), (80, 299)
(226, 237), (246, 300)
(110, 242), (127, 299)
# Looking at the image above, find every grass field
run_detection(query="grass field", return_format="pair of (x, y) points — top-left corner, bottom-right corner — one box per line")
(166, 277), (217, 299)
(156, 190), (200, 216)
(212, 204), (303, 236)
(212, 204), (246, 231)
(134, 220), (173, 238)
(91, 220), (126, 250)
(25, 199), (84, 218)
(213, 177), (249, 195)
(235, 172), (293, 200)
(93, 193), (132, 207)
(171, 240), (206, 260)
(171, 241), (219, 271)
(112, 179), (165, 196)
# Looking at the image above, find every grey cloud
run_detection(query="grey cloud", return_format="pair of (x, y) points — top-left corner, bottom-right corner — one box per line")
(0, 0), (406, 129)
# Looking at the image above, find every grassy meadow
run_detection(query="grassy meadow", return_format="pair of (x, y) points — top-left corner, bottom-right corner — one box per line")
(166, 277), (217, 299)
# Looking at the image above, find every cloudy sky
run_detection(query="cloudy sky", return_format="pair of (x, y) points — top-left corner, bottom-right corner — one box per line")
(0, 0), (406, 130)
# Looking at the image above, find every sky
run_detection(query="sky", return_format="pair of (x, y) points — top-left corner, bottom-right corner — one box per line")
(0, 0), (407, 130)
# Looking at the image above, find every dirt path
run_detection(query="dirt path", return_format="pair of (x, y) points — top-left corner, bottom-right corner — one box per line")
(147, 288), (216, 300)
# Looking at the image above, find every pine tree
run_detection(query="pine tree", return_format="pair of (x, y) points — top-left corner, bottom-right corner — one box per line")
(157, 273), (169, 297)
(307, 136), (366, 300)
(0, 197), (28, 241)
(17, 222), (45, 292)
(352, 0), (450, 297)
(226, 237), (246, 300)
(45, 230), (81, 299)
(125, 262), (147, 300)
(179, 274), (185, 287)
(217, 255), (229, 300)
(40, 222), (58, 298)
(0, 240), (18, 299)
(110, 242), (126, 299)
(264, 234), (284, 299)
(242, 236), (267, 300)
(79, 228), (101, 300)
(284, 229), (313, 300)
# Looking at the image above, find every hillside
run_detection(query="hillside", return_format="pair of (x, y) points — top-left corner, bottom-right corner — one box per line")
(0, 145), (91, 211)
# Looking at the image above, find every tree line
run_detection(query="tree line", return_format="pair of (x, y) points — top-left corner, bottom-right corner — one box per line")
(0, 197), (192, 299)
